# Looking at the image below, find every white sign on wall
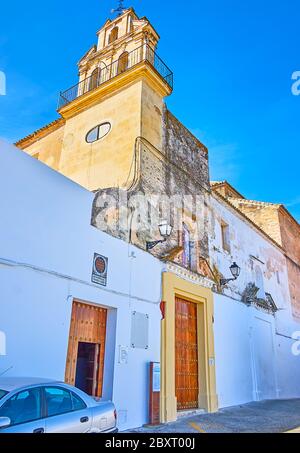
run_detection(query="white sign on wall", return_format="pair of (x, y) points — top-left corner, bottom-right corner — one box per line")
(152, 362), (161, 392)
(130, 311), (149, 349)
(118, 345), (129, 364)
(91, 253), (108, 286)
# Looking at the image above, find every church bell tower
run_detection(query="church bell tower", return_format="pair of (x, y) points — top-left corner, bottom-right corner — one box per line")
(55, 7), (173, 190)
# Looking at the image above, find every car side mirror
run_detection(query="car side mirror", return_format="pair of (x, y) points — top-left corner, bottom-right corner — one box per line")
(0, 417), (11, 429)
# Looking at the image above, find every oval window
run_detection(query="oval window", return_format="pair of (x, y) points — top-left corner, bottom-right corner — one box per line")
(86, 122), (111, 143)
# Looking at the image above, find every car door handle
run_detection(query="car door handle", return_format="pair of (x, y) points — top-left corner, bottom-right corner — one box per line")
(33, 427), (44, 433)
(80, 416), (89, 423)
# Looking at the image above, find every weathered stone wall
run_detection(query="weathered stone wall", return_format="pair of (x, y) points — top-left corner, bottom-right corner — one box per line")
(162, 109), (210, 193)
(137, 108), (211, 261)
(279, 210), (300, 264)
(286, 259), (300, 322)
(278, 210), (300, 322)
(228, 200), (282, 246)
(136, 108), (210, 195)
(224, 198), (300, 323)
(92, 107), (212, 269)
(209, 193), (289, 310)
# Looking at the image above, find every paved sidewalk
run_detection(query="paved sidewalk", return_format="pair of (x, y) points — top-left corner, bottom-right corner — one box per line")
(125, 399), (300, 433)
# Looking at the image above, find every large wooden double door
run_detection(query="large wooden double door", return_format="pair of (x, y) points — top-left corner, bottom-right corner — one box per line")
(175, 297), (199, 410)
(65, 301), (107, 397)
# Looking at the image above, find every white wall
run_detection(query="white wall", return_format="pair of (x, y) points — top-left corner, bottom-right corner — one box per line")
(214, 294), (253, 407)
(0, 140), (163, 430)
(211, 194), (300, 408)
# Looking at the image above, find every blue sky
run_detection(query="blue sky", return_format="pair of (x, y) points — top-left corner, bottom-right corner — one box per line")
(0, 0), (299, 220)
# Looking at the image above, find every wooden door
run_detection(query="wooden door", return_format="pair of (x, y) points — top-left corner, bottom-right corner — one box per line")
(175, 297), (199, 410)
(65, 301), (107, 397)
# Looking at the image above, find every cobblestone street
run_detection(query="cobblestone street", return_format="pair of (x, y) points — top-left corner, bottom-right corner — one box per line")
(125, 399), (300, 433)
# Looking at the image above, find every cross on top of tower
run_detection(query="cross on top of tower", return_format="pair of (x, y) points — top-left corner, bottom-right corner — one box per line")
(111, 0), (127, 17)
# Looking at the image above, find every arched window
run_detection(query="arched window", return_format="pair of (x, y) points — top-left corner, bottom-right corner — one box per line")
(255, 266), (265, 299)
(89, 68), (99, 91)
(117, 52), (129, 75)
(98, 61), (108, 84)
(221, 221), (230, 252)
(182, 223), (191, 268)
(108, 27), (119, 44)
(128, 18), (134, 33)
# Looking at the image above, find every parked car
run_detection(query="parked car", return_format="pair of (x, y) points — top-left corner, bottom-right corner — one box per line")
(0, 377), (118, 433)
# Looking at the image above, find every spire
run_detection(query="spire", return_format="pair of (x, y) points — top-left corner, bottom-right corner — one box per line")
(111, 0), (127, 17)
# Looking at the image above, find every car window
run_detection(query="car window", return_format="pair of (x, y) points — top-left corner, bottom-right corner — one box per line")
(0, 387), (41, 426)
(71, 392), (87, 411)
(0, 390), (8, 400)
(45, 387), (73, 417)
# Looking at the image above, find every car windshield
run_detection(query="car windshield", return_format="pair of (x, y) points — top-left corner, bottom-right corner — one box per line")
(0, 390), (8, 400)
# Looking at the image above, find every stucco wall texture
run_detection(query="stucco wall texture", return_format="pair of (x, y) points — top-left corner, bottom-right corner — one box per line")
(226, 198), (300, 323)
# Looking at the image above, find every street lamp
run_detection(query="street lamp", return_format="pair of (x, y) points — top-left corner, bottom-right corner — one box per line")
(146, 220), (173, 251)
(220, 262), (241, 286)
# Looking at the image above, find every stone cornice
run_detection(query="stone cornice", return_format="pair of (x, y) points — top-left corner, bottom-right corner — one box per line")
(166, 262), (215, 289)
(15, 117), (65, 149)
(58, 61), (172, 120)
(210, 180), (245, 199)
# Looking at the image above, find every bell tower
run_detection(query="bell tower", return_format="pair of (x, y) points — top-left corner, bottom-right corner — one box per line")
(76, 8), (160, 89)
(52, 7), (173, 191)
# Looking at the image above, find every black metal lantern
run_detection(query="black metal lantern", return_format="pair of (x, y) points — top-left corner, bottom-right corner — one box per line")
(158, 220), (173, 239)
(220, 262), (241, 286)
(146, 221), (173, 251)
(230, 262), (240, 279)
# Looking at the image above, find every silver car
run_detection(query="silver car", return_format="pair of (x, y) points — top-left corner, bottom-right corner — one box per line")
(0, 377), (118, 433)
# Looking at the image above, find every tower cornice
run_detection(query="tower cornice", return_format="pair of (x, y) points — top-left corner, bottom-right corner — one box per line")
(58, 60), (172, 119)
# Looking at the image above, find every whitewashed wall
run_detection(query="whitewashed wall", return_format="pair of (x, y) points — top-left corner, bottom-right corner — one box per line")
(210, 194), (300, 408)
(0, 140), (163, 430)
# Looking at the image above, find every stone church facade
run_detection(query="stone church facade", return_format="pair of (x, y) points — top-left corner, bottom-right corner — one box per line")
(15, 7), (300, 423)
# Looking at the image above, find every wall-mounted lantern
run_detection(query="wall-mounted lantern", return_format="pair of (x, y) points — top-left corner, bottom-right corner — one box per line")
(146, 220), (173, 251)
(220, 262), (241, 286)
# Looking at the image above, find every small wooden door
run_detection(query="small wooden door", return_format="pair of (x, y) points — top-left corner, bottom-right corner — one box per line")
(65, 301), (107, 397)
(175, 297), (199, 410)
